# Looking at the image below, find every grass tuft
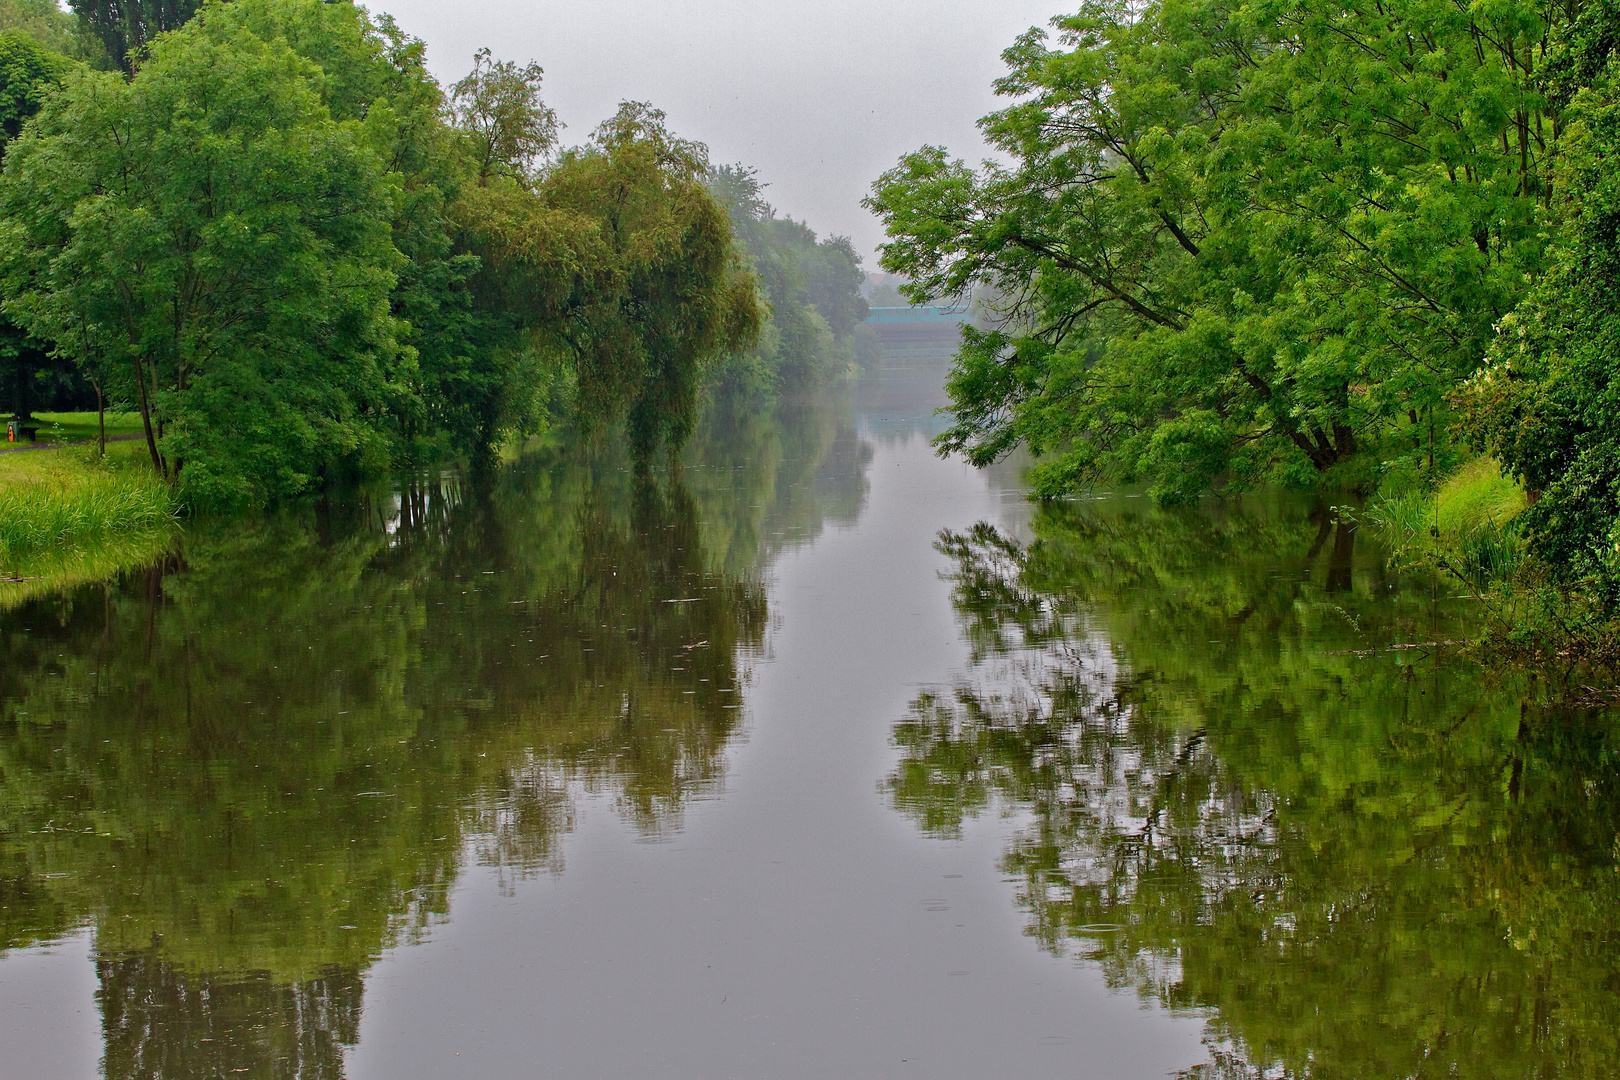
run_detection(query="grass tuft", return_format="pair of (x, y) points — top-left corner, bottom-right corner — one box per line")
(0, 441), (180, 571)
(1363, 457), (1526, 587)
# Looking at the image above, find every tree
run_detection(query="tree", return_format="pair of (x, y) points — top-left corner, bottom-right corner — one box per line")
(0, 5), (404, 505)
(0, 27), (66, 141)
(68, 0), (199, 71)
(0, 0), (97, 60)
(450, 47), (558, 184)
(868, 0), (1552, 502)
(0, 0), (766, 495)
(1457, 0), (1620, 619)
(710, 163), (867, 401)
(0, 30), (74, 426)
(563, 105), (763, 460)
(459, 103), (763, 463)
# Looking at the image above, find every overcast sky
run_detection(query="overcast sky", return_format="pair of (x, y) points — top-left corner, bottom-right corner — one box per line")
(370, 0), (1064, 267)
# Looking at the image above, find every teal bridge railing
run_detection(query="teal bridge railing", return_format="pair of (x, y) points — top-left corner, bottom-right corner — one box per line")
(865, 305), (971, 325)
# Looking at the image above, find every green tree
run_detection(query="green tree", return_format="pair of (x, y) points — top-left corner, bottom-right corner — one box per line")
(0, 4), (405, 505)
(0, 0), (98, 60)
(1457, 0), (1620, 641)
(201, 0), (557, 468)
(68, 0), (199, 71)
(868, 0), (1552, 502)
(461, 103), (763, 463)
(450, 47), (558, 184)
(710, 164), (867, 401)
(0, 29), (77, 426)
(1, 0), (766, 496)
(0, 27), (66, 142)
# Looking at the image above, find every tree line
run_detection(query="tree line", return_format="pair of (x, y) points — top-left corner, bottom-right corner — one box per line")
(868, 0), (1620, 659)
(0, 0), (868, 508)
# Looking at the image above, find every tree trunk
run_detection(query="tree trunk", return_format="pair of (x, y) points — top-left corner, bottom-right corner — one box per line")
(94, 381), (106, 458)
(131, 355), (167, 479)
(1332, 422), (1357, 459)
(8, 346), (33, 423)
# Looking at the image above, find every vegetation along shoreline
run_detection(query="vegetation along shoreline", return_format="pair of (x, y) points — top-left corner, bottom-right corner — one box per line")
(866, 0), (1620, 674)
(0, 0), (872, 600)
(3, 0), (1620, 675)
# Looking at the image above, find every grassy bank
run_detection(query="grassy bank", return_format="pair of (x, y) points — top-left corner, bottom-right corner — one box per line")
(1362, 458), (1620, 678)
(1364, 457), (1527, 588)
(0, 439), (180, 609)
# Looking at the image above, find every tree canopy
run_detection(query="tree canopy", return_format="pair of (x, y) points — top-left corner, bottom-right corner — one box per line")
(68, 0), (199, 70)
(0, 6), (404, 502)
(0, 0), (766, 505)
(709, 164), (871, 401)
(0, 28), (67, 144)
(0, 0), (94, 60)
(0, 28), (75, 424)
(1457, 0), (1620, 622)
(869, 0), (1553, 502)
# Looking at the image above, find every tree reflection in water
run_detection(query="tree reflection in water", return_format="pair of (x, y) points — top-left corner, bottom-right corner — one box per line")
(891, 495), (1620, 1079)
(99, 952), (360, 1080)
(0, 393), (869, 1076)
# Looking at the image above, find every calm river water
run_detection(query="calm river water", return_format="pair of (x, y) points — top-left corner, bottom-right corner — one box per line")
(2, 351), (1617, 1078)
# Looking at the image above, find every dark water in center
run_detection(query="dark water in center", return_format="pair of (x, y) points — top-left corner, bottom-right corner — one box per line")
(1, 351), (1616, 1079)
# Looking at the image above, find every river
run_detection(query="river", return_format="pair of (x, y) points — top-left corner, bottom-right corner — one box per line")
(1, 349), (1616, 1078)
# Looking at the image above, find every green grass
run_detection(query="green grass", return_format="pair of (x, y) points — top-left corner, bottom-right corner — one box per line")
(17, 410), (147, 444)
(1434, 456), (1526, 534)
(0, 440), (180, 605)
(1363, 457), (1526, 586)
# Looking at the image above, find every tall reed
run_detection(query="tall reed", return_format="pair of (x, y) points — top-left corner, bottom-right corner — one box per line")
(0, 471), (178, 565)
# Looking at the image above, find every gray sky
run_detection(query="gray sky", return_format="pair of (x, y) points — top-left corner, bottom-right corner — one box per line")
(371, 0), (1063, 267)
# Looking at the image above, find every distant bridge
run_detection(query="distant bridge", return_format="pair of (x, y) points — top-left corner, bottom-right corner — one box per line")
(865, 305), (970, 357)
(865, 305), (972, 326)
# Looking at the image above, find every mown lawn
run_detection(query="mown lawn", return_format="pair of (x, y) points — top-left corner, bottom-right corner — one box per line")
(10, 410), (147, 444)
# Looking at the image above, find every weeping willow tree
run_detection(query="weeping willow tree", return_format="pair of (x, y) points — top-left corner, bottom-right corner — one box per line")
(459, 101), (764, 464)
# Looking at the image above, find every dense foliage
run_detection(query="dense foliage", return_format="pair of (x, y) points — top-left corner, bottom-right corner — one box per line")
(0, 0), (94, 60)
(1456, 0), (1620, 648)
(0, 0), (764, 507)
(68, 0), (199, 70)
(868, 0), (1555, 503)
(0, 29), (84, 423)
(710, 165), (872, 403)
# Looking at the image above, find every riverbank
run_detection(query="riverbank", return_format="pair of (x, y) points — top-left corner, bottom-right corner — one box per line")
(0, 435), (180, 610)
(1360, 456), (1620, 677)
(1366, 457), (1527, 581)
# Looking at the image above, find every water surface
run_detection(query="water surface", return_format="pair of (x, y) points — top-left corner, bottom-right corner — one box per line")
(1, 352), (1615, 1078)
